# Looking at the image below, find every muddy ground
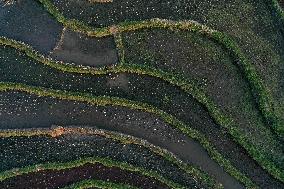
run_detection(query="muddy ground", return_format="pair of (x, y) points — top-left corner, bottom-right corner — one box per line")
(50, 29), (118, 67)
(0, 91), (243, 189)
(0, 0), (62, 54)
(0, 133), (204, 188)
(0, 162), (169, 189)
(2, 43), (283, 188)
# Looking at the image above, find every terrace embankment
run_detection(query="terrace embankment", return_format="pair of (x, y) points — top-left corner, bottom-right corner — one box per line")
(47, 0), (284, 139)
(122, 28), (284, 188)
(0, 132), (207, 188)
(0, 162), (168, 189)
(1, 38), (283, 188)
(0, 91), (241, 189)
(0, 40), (280, 188)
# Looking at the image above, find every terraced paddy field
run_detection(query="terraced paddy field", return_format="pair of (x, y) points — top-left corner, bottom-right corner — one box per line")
(0, 0), (284, 188)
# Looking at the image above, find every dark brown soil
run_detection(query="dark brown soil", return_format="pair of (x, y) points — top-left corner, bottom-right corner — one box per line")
(50, 29), (118, 67)
(0, 162), (169, 189)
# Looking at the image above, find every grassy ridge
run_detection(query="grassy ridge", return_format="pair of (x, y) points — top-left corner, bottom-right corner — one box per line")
(1, 34), (282, 185)
(0, 82), (257, 188)
(0, 127), (222, 189)
(211, 31), (284, 137)
(38, 0), (110, 37)
(62, 179), (138, 189)
(38, 0), (283, 139)
(36, 0), (284, 151)
(113, 32), (126, 65)
(0, 156), (183, 189)
(2, 0), (283, 184)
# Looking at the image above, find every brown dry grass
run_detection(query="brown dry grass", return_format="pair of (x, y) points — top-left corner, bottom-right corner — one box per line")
(50, 126), (65, 137)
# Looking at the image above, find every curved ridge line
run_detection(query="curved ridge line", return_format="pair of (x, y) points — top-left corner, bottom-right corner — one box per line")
(37, 1), (284, 179)
(62, 179), (137, 189)
(0, 35), (282, 185)
(0, 156), (183, 189)
(61, 178), (137, 189)
(113, 32), (126, 65)
(0, 82), (257, 188)
(32, 0), (284, 184)
(0, 127), (222, 189)
(38, 0), (283, 138)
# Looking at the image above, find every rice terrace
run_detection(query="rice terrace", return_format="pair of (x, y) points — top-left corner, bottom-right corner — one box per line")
(0, 0), (284, 188)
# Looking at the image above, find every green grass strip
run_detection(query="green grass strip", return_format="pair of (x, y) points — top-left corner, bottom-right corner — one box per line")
(113, 32), (126, 65)
(0, 82), (257, 188)
(18, 1), (284, 180)
(0, 156), (183, 189)
(116, 32), (284, 184)
(0, 34), (277, 186)
(62, 179), (138, 189)
(0, 127), (222, 189)
(37, 0), (284, 137)
(38, 0), (110, 37)
(9, 0), (281, 185)
(210, 31), (284, 137)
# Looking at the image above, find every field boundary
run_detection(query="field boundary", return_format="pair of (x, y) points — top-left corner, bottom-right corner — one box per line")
(0, 156), (183, 189)
(0, 127), (222, 188)
(38, 0), (284, 139)
(62, 179), (137, 189)
(1, 0), (283, 187)
(1, 36), (283, 184)
(0, 82), (257, 188)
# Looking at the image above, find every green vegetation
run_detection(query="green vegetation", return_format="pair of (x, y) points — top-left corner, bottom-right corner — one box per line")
(2, 0), (284, 187)
(0, 127), (222, 189)
(120, 28), (284, 185)
(39, 0), (283, 139)
(113, 33), (126, 65)
(0, 82), (257, 188)
(1, 33), (283, 185)
(63, 179), (138, 189)
(211, 31), (284, 136)
(38, 0), (110, 37)
(0, 156), (183, 189)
